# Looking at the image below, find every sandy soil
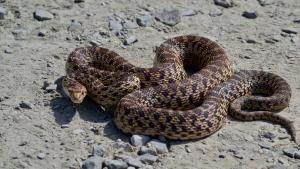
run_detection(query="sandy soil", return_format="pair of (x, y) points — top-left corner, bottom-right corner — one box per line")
(0, 0), (300, 169)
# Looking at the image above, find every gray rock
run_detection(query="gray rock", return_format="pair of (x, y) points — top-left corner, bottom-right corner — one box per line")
(38, 29), (47, 37)
(105, 160), (128, 169)
(92, 145), (105, 157)
(75, 0), (85, 3)
(278, 158), (289, 166)
(127, 167), (135, 169)
(0, 6), (6, 19)
(0, 0), (5, 3)
(131, 135), (151, 146)
(147, 139), (168, 154)
(4, 47), (13, 54)
(242, 10), (258, 19)
(123, 20), (139, 29)
(209, 8), (222, 17)
(282, 27), (298, 34)
(283, 147), (298, 158)
(109, 20), (122, 31)
(45, 84), (57, 91)
(11, 28), (28, 40)
(214, 0), (233, 8)
(68, 20), (82, 32)
(124, 157), (143, 168)
(113, 139), (136, 152)
(82, 156), (104, 169)
(155, 9), (181, 26)
(258, 143), (272, 150)
(294, 19), (300, 23)
(34, 9), (54, 21)
(258, 0), (274, 6)
(138, 154), (158, 165)
(268, 164), (285, 169)
(291, 36), (299, 43)
(262, 131), (276, 140)
(19, 101), (33, 109)
(138, 146), (157, 156)
(246, 38), (256, 44)
(37, 152), (46, 160)
(181, 9), (197, 16)
(295, 151), (300, 159)
(124, 36), (137, 45)
(136, 15), (153, 27)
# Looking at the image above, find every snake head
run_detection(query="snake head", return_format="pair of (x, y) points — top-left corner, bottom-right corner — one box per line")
(62, 76), (87, 104)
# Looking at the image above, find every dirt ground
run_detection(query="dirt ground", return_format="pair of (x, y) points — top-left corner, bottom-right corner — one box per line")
(0, 0), (300, 169)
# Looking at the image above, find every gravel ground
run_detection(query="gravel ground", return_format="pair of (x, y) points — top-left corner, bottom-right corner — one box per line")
(0, 0), (300, 169)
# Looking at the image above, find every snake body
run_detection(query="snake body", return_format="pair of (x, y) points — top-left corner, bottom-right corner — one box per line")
(63, 35), (295, 141)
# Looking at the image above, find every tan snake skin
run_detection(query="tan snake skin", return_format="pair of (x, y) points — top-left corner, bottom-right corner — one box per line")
(62, 35), (296, 142)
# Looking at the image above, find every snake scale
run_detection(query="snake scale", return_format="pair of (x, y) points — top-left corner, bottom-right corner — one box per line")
(63, 35), (296, 142)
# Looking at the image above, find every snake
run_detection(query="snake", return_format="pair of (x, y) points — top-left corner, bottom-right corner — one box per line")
(62, 35), (296, 142)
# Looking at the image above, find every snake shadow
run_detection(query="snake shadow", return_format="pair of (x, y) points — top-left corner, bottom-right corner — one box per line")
(50, 77), (129, 141)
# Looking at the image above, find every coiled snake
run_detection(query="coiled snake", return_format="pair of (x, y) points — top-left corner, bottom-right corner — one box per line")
(62, 35), (296, 142)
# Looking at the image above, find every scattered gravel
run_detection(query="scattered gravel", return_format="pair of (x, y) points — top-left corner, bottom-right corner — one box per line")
(136, 15), (153, 27)
(33, 9), (54, 21)
(214, 0), (234, 8)
(130, 135), (151, 146)
(155, 9), (181, 26)
(82, 156), (104, 169)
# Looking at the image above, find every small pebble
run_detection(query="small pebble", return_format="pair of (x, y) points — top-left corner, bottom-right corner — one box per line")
(258, 0), (274, 6)
(109, 20), (122, 31)
(295, 151), (300, 159)
(136, 15), (153, 27)
(105, 160), (128, 169)
(294, 19), (300, 23)
(185, 145), (192, 153)
(45, 84), (57, 92)
(38, 30), (47, 37)
(34, 9), (54, 21)
(61, 124), (69, 128)
(0, 6), (6, 19)
(138, 146), (157, 156)
(82, 156), (104, 169)
(92, 144), (105, 157)
(72, 128), (85, 135)
(268, 164), (285, 169)
(67, 20), (82, 32)
(246, 38), (256, 44)
(19, 101), (33, 109)
(130, 135), (151, 146)
(282, 27), (298, 34)
(11, 28), (28, 40)
(124, 36), (137, 45)
(123, 20), (139, 29)
(258, 143), (272, 150)
(262, 131), (276, 140)
(124, 157), (143, 168)
(74, 0), (85, 3)
(155, 9), (181, 26)
(278, 158), (289, 166)
(291, 36), (299, 43)
(242, 10), (258, 19)
(181, 9), (197, 16)
(147, 139), (168, 154)
(37, 152), (46, 160)
(209, 8), (222, 17)
(4, 47), (13, 54)
(218, 154), (226, 158)
(113, 139), (136, 152)
(214, 0), (233, 8)
(138, 154), (158, 165)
